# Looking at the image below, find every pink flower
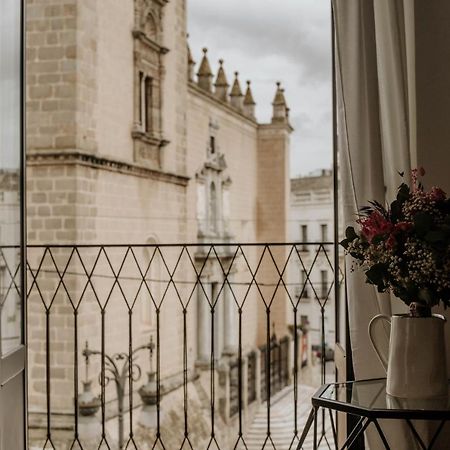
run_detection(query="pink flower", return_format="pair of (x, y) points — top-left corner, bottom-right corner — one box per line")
(430, 186), (446, 202)
(358, 211), (393, 242)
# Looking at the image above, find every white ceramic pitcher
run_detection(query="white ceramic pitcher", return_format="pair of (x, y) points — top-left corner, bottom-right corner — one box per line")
(368, 314), (448, 398)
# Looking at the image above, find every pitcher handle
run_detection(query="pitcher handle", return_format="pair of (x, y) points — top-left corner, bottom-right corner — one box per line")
(368, 314), (391, 373)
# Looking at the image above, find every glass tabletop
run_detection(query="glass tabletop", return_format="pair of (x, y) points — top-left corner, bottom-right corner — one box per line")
(314, 378), (450, 419)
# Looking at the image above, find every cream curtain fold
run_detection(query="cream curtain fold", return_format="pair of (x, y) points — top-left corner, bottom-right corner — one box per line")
(332, 0), (418, 448)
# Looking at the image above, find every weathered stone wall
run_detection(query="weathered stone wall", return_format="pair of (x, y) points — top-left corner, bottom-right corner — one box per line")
(26, 0), (97, 153)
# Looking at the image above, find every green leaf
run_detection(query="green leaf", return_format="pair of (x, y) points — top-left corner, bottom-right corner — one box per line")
(413, 213), (433, 236)
(339, 238), (349, 249)
(345, 226), (358, 241)
(397, 183), (410, 202)
(390, 199), (403, 222)
(365, 263), (387, 286)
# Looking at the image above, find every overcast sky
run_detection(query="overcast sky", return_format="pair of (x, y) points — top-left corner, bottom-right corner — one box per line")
(187, 0), (332, 178)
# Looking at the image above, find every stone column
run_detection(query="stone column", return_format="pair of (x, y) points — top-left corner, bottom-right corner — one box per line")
(223, 274), (238, 355)
(197, 278), (211, 365)
(213, 282), (224, 359)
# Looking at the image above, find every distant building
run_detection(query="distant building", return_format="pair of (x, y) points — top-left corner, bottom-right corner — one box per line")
(0, 170), (21, 354)
(289, 170), (336, 354)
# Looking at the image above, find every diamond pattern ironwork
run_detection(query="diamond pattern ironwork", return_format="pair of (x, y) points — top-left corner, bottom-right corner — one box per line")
(22, 243), (343, 449)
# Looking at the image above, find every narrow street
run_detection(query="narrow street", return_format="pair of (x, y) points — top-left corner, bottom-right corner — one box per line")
(240, 384), (334, 450)
(237, 360), (335, 449)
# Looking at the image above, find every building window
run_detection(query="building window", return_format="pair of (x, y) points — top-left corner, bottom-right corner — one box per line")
(139, 71), (144, 125)
(210, 136), (216, 155)
(301, 270), (309, 298)
(144, 13), (158, 41)
(320, 270), (328, 299)
(301, 224), (308, 251)
(132, 0), (168, 167)
(139, 74), (153, 134)
(321, 224), (328, 242)
(145, 76), (153, 133)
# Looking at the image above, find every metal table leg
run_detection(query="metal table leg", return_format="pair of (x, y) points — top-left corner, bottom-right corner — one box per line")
(428, 420), (446, 450)
(313, 407), (318, 449)
(373, 419), (391, 450)
(339, 417), (370, 450)
(296, 408), (315, 450)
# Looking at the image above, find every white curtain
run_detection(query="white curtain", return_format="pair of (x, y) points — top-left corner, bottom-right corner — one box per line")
(332, 0), (426, 448)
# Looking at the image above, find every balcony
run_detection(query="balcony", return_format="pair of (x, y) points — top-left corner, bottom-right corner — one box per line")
(0, 242), (342, 449)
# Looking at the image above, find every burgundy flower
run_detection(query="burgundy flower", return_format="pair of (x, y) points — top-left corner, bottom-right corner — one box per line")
(358, 211), (393, 242)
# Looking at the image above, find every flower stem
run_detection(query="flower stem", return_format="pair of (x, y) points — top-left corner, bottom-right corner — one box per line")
(409, 301), (432, 318)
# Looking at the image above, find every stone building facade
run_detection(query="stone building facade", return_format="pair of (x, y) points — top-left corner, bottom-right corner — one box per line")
(26, 0), (292, 447)
(289, 171), (336, 358)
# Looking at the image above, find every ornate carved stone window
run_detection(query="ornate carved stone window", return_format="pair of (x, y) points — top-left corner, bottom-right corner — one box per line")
(132, 0), (169, 169)
(196, 120), (232, 240)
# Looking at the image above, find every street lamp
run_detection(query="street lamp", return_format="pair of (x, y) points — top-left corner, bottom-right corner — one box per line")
(81, 337), (155, 449)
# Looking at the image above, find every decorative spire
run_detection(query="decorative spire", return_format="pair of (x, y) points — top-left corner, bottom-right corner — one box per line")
(214, 59), (229, 102)
(197, 47), (213, 92)
(187, 34), (195, 82)
(243, 80), (256, 118)
(230, 72), (244, 110)
(271, 81), (288, 123)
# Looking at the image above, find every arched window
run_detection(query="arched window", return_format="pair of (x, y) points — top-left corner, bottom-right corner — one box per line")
(144, 13), (158, 41)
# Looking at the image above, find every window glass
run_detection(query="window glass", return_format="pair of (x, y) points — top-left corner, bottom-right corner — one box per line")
(145, 76), (153, 132)
(0, 0), (22, 355)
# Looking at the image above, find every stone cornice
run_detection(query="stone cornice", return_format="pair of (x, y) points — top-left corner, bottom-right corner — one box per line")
(132, 29), (169, 55)
(131, 130), (169, 147)
(27, 150), (190, 186)
(188, 82), (258, 128)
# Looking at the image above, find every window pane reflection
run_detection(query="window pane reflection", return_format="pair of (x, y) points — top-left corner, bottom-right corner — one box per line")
(0, 0), (22, 355)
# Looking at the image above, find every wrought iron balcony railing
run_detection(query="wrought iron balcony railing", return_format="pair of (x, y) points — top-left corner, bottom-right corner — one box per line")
(1, 242), (342, 449)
